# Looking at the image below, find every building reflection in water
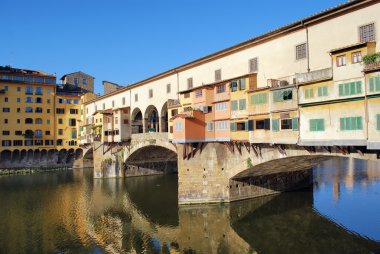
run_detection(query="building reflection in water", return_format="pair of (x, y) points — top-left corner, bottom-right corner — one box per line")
(0, 157), (379, 253)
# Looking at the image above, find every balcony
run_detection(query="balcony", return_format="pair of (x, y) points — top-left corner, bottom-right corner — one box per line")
(268, 75), (296, 88)
(296, 68), (332, 84)
(363, 53), (380, 72)
(168, 99), (180, 108)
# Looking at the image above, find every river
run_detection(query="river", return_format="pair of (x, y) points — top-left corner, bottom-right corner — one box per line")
(0, 157), (379, 254)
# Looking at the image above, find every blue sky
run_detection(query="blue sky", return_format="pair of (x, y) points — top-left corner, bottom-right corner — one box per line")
(1, 0), (347, 94)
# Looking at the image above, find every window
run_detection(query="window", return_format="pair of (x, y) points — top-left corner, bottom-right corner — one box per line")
(215, 121), (228, 131)
(149, 89), (153, 98)
(318, 86), (328, 97)
(3, 108), (10, 112)
(216, 84), (225, 94)
(47, 119), (50, 125)
(45, 131), (50, 135)
(273, 89), (293, 102)
(135, 93), (138, 102)
(184, 92), (190, 98)
(281, 119), (293, 130)
(25, 86), (33, 95)
(71, 130), (77, 139)
(296, 43), (307, 60)
(239, 99), (246, 110)
(13, 140), (23, 146)
(35, 118), (42, 124)
(215, 102), (227, 111)
(310, 119), (325, 131)
(73, 99), (79, 104)
(195, 89), (202, 98)
(2, 140), (11, 147)
(4, 97), (8, 102)
(74, 78), (79, 86)
(35, 107), (43, 113)
(15, 119), (18, 124)
(35, 87), (43, 95)
(47, 99), (50, 104)
(166, 84), (171, 93)
(305, 88), (314, 99)
(58, 98), (63, 104)
(239, 78), (246, 90)
(122, 97), (126, 105)
(337, 55), (347, 67)
(340, 116), (363, 130)
(45, 140), (54, 146)
(70, 109), (78, 114)
(236, 122), (247, 131)
(251, 93), (267, 105)
(112, 100), (115, 107)
(339, 81), (362, 96)
(17, 108), (20, 113)
(35, 77), (44, 83)
(35, 130), (42, 138)
(17, 87), (21, 92)
(377, 114), (380, 131)
(231, 100), (238, 111)
(215, 69), (221, 82)
(249, 57), (258, 73)
(16, 98), (20, 103)
(175, 122), (183, 131)
(69, 119), (76, 126)
(369, 76), (380, 92)
(230, 81), (238, 92)
(359, 23), (375, 43)
(24, 140), (33, 146)
(66, 99), (71, 104)
(83, 79), (87, 85)
(47, 109), (50, 113)
(187, 78), (193, 89)
(24, 77), (32, 83)
(25, 97), (33, 103)
(58, 129), (63, 135)
(57, 139), (63, 146)
(2, 131), (10, 135)
(58, 118), (63, 124)
(25, 118), (33, 124)
(35, 97), (42, 103)
(4, 86), (8, 91)
(15, 131), (22, 135)
(352, 52), (362, 63)
(47, 89), (51, 94)
(207, 122), (213, 132)
(102, 103), (105, 110)
(56, 108), (65, 114)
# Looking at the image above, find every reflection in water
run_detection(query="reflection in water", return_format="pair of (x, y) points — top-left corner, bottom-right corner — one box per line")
(0, 158), (379, 253)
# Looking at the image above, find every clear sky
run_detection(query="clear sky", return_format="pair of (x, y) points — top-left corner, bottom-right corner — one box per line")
(1, 0), (347, 94)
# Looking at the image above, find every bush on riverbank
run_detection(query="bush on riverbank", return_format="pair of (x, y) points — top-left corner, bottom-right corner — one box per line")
(0, 167), (69, 176)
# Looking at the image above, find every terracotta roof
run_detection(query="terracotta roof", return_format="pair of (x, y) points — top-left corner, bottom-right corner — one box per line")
(329, 41), (373, 54)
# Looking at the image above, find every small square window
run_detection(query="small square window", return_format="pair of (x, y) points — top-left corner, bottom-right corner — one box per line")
(296, 43), (307, 60)
(359, 23), (375, 43)
(337, 55), (347, 67)
(352, 52), (362, 64)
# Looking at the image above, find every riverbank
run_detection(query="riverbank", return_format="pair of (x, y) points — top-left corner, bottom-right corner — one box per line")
(0, 167), (69, 176)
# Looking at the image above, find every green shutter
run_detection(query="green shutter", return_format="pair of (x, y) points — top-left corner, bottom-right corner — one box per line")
(251, 95), (256, 105)
(356, 81), (362, 94)
(350, 82), (356, 95)
(376, 77), (380, 91)
(339, 84), (344, 96)
(231, 100), (238, 111)
(340, 118), (345, 131)
(272, 119), (279, 132)
(310, 119), (316, 131)
(292, 117), (299, 131)
(239, 99), (246, 110)
(318, 119), (325, 131)
(377, 114), (380, 131)
(230, 122), (235, 132)
(369, 77), (375, 92)
(357, 116), (363, 130)
(248, 120), (254, 131)
(245, 121), (248, 131)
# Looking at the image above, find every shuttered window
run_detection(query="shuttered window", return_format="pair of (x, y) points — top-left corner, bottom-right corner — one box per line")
(369, 76), (380, 92)
(230, 122), (235, 132)
(249, 57), (258, 73)
(292, 117), (299, 131)
(340, 116), (363, 130)
(231, 100), (238, 111)
(248, 120), (254, 131)
(273, 89), (293, 102)
(296, 43), (307, 60)
(305, 88), (314, 99)
(239, 99), (246, 110)
(338, 81), (362, 96)
(239, 78), (246, 90)
(377, 114), (380, 131)
(318, 86), (328, 97)
(272, 119), (279, 132)
(251, 93), (267, 105)
(310, 119), (325, 131)
(207, 122), (213, 132)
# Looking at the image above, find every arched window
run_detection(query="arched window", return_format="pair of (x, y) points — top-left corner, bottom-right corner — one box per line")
(25, 118), (33, 124)
(35, 118), (43, 124)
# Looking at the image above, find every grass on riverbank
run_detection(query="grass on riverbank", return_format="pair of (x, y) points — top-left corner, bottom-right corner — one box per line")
(0, 167), (69, 176)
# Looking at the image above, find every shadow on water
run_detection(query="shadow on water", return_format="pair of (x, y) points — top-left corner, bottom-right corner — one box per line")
(232, 190), (380, 254)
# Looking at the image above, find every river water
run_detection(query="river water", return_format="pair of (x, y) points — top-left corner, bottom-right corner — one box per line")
(0, 157), (379, 254)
